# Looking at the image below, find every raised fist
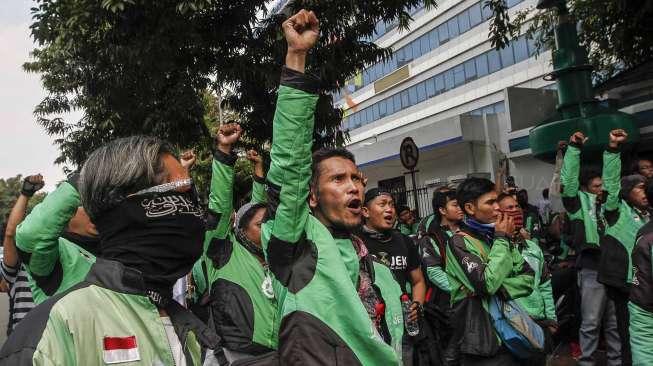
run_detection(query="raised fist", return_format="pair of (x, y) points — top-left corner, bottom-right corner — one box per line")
(180, 150), (197, 170)
(246, 149), (263, 165)
(569, 131), (587, 146)
(282, 10), (319, 54)
(216, 123), (242, 154)
(608, 129), (628, 148)
(21, 174), (45, 197)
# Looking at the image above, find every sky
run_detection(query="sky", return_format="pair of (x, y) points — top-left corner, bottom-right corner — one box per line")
(0, 1), (74, 191)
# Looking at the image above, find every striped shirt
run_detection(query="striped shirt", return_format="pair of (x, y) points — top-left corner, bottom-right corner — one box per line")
(1, 262), (35, 333)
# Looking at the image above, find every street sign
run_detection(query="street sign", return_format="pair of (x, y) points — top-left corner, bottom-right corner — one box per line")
(400, 137), (419, 170)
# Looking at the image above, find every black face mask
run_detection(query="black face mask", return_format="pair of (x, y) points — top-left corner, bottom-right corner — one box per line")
(61, 231), (101, 256)
(94, 189), (205, 295)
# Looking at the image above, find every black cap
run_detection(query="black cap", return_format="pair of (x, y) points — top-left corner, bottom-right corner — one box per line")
(364, 188), (392, 205)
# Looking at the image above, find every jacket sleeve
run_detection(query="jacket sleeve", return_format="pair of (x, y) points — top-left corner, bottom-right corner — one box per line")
(549, 149), (565, 213)
(15, 182), (78, 279)
(560, 144), (582, 214)
(264, 68), (319, 245)
(448, 234), (513, 296)
(251, 175), (268, 204)
(419, 237), (451, 292)
(500, 244), (534, 300)
(602, 148), (621, 225)
(204, 150), (237, 252)
(541, 277), (557, 321)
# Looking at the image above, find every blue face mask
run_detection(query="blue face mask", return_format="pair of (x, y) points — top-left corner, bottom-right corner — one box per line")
(463, 216), (496, 242)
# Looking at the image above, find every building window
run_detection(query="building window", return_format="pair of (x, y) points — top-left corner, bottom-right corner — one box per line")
(481, 2), (493, 20)
(447, 18), (459, 39)
(453, 64), (465, 86)
(458, 10), (471, 34)
(488, 49), (502, 73)
(500, 44), (515, 67)
(444, 69), (455, 90)
(428, 29), (439, 49)
(408, 86), (418, 106)
(434, 74), (445, 94)
(475, 53), (489, 77)
(426, 77), (436, 97)
(513, 36), (529, 62)
(464, 59), (477, 81)
(417, 81), (427, 102)
(401, 90), (410, 108)
(438, 24), (449, 44)
(469, 3), (482, 26)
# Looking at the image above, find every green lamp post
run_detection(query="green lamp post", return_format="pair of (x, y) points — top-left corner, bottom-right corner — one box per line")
(528, 0), (639, 162)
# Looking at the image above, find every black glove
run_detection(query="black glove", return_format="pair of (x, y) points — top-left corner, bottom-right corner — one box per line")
(21, 176), (45, 197)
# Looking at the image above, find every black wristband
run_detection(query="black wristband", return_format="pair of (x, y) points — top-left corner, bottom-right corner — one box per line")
(21, 180), (38, 197)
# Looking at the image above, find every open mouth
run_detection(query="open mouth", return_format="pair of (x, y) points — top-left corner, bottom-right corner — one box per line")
(383, 214), (394, 223)
(347, 198), (362, 214)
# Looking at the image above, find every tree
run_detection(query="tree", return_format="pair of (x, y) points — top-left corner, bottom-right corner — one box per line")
(0, 175), (47, 238)
(26, 0), (437, 173)
(493, 0), (653, 82)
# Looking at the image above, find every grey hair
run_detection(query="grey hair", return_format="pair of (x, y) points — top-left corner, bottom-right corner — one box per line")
(79, 135), (173, 220)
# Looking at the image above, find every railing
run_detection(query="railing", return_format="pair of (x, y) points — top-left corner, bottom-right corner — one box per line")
(386, 185), (434, 220)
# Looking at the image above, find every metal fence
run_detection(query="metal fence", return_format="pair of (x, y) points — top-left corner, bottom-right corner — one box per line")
(386, 186), (434, 220)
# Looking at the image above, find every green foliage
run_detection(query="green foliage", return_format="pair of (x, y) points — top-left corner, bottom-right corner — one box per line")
(0, 175), (48, 236)
(26, 0), (438, 173)
(502, 0), (653, 82)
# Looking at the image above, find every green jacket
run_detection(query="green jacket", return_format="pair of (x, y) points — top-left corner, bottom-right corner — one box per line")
(599, 148), (650, 290)
(629, 222), (653, 365)
(15, 181), (95, 304)
(418, 228), (453, 293)
(516, 239), (556, 322)
(203, 151), (277, 354)
(0, 258), (219, 365)
(261, 68), (404, 365)
(398, 222), (418, 236)
(560, 144), (607, 269)
(445, 226), (534, 307)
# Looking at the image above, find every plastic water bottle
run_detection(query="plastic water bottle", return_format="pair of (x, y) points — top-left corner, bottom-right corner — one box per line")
(401, 294), (419, 336)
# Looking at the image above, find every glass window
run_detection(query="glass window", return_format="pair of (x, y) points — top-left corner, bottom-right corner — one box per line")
(393, 94), (401, 112)
(365, 108), (372, 124)
(500, 44), (515, 67)
(476, 53), (489, 77)
(481, 2), (493, 20)
(453, 64), (465, 86)
(447, 18), (459, 38)
(444, 70), (454, 90)
(379, 100), (387, 118)
(513, 36), (529, 62)
(488, 49), (501, 73)
(417, 82), (427, 103)
(426, 77), (436, 97)
(386, 97), (394, 115)
(372, 103), (379, 121)
(469, 3), (482, 26)
(464, 59), (477, 81)
(494, 102), (506, 113)
(483, 105), (495, 115)
(420, 35), (430, 55)
(396, 48), (406, 66)
(408, 86), (418, 106)
(438, 24), (449, 44)
(429, 29), (439, 49)
(458, 11), (471, 34)
(507, 0), (522, 7)
(527, 35), (538, 57)
(401, 90), (410, 108)
(404, 44), (413, 62)
(412, 41), (422, 59)
(434, 74), (445, 94)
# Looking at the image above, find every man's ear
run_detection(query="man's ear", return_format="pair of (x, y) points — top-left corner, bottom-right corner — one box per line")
(309, 186), (319, 209)
(362, 206), (370, 219)
(464, 202), (475, 217)
(438, 207), (447, 216)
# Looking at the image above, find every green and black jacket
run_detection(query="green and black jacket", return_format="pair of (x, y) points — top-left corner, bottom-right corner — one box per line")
(0, 258), (219, 365)
(417, 217), (453, 304)
(629, 222), (653, 365)
(560, 143), (608, 269)
(15, 182), (96, 304)
(260, 68), (405, 365)
(203, 148), (277, 355)
(599, 148), (650, 291)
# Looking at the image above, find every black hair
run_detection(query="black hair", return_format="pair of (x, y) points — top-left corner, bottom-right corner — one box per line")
(310, 148), (356, 191)
(238, 203), (267, 229)
(542, 188), (549, 199)
(456, 177), (496, 215)
(632, 157), (653, 175)
(580, 167), (602, 188)
(497, 192), (516, 203)
(646, 180), (653, 206)
(432, 190), (457, 221)
(397, 205), (411, 214)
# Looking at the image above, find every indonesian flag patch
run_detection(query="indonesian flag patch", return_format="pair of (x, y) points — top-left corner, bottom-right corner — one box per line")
(102, 336), (141, 364)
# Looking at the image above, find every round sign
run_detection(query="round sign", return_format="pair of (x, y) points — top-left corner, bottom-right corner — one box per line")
(400, 137), (419, 170)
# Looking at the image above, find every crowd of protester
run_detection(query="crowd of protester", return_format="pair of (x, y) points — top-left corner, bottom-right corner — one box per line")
(0, 9), (652, 366)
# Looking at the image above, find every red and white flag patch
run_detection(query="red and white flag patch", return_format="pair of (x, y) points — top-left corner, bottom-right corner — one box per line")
(102, 336), (141, 364)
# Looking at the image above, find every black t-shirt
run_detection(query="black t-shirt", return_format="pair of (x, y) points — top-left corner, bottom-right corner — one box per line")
(360, 229), (420, 293)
